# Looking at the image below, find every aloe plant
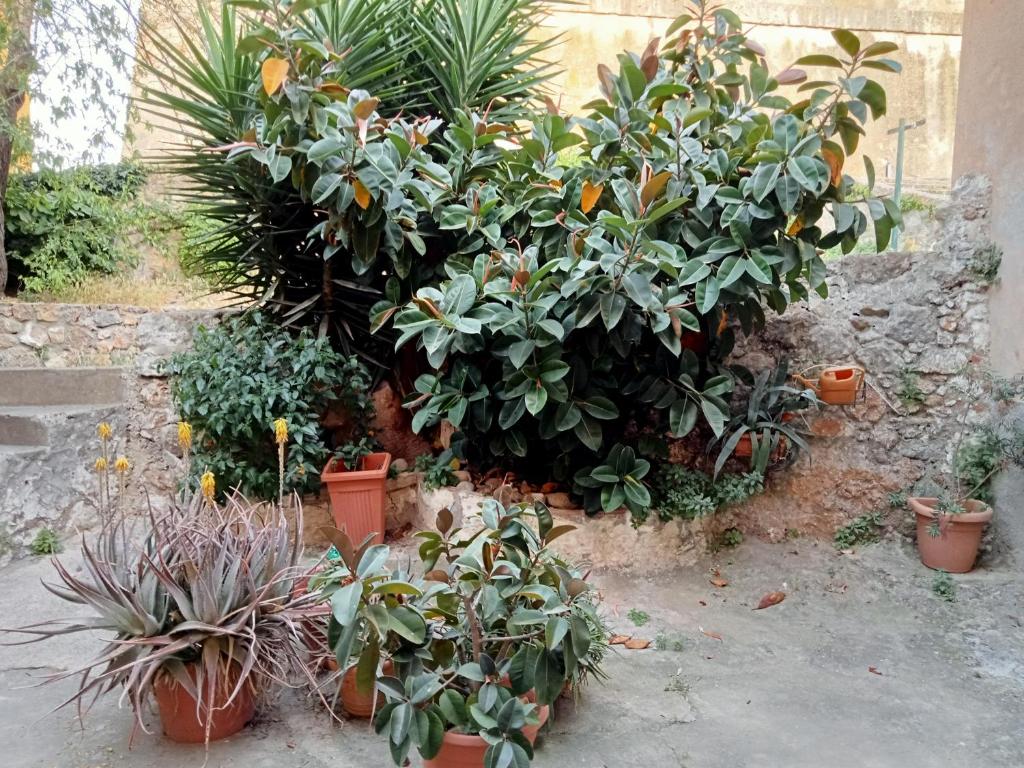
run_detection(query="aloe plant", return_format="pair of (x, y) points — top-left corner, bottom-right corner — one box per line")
(2, 490), (314, 744)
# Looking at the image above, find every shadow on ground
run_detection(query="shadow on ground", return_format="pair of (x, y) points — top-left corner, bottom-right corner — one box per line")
(1, 535), (1021, 768)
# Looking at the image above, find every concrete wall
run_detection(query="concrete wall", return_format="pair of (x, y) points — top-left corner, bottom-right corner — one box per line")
(952, 0), (1024, 375)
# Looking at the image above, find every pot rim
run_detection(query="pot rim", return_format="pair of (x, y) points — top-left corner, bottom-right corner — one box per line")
(321, 451), (392, 482)
(436, 704), (550, 746)
(908, 496), (993, 523)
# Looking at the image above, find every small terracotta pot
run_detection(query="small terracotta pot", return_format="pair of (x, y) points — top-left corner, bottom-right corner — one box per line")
(910, 496), (992, 573)
(734, 434), (787, 461)
(423, 705), (550, 768)
(321, 452), (392, 545)
(340, 660), (394, 718)
(152, 663), (255, 744)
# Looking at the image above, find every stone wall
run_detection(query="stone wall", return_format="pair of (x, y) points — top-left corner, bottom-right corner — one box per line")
(0, 302), (226, 520)
(723, 175), (991, 541)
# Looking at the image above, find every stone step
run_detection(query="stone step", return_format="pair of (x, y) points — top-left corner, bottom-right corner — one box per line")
(0, 367), (125, 407)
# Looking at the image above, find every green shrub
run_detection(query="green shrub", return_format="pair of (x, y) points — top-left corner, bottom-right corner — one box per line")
(165, 313), (373, 500)
(640, 464), (763, 524)
(414, 452), (459, 490)
(142, 0), (559, 359)
(5, 163), (148, 293)
(385, 13), (899, 504)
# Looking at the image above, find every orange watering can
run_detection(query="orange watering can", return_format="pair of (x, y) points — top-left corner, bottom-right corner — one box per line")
(794, 365), (865, 406)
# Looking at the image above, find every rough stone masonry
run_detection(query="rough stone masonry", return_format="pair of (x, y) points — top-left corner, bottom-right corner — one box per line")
(0, 176), (999, 568)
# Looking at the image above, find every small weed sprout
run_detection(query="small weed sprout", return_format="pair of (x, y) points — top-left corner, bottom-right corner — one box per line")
(655, 632), (685, 652)
(834, 511), (883, 549)
(897, 369), (926, 408)
(413, 452), (458, 490)
(30, 528), (61, 556)
(721, 527), (744, 547)
(969, 243), (1002, 283)
(888, 490), (908, 509)
(932, 570), (956, 602)
(626, 608), (650, 627)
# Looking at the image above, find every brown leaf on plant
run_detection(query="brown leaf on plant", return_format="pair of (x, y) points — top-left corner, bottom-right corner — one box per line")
(624, 638), (651, 650)
(754, 591), (786, 610)
(609, 634), (630, 645)
(261, 57), (289, 95)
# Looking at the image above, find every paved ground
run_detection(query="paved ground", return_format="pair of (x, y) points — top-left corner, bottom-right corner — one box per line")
(1, 534), (1021, 768)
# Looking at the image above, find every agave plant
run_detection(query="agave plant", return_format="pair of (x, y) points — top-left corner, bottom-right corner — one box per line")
(138, 0), (560, 361)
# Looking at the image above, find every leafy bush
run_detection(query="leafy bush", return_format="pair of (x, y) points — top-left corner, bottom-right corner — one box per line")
(386, 11), (898, 493)
(142, 0), (559, 358)
(166, 313), (372, 499)
(5, 162), (148, 293)
(413, 451), (459, 490)
(640, 463), (763, 525)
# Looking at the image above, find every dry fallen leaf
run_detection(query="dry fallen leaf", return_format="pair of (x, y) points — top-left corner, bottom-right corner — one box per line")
(624, 638), (651, 650)
(699, 626), (723, 641)
(698, 600), (707, 607)
(868, 666), (883, 676)
(754, 591), (786, 610)
(710, 577), (729, 588)
(609, 634), (630, 645)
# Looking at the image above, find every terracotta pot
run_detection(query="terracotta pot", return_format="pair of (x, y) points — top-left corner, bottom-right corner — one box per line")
(152, 663), (255, 744)
(910, 496), (992, 573)
(794, 366), (865, 406)
(340, 660), (394, 718)
(321, 452), (392, 545)
(734, 434), (787, 461)
(423, 705), (549, 768)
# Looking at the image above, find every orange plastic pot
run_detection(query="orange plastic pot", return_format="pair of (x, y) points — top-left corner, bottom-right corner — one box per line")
(152, 663), (255, 744)
(794, 366), (865, 406)
(340, 661), (393, 718)
(321, 452), (392, 545)
(423, 705), (549, 768)
(910, 496), (992, 573)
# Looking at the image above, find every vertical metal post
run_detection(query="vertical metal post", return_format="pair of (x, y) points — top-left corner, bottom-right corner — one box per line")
(892, 117), (906, 250)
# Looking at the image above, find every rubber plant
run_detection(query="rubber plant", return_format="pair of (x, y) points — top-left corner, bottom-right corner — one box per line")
(377, 4), (902, 507)
(323, 501), (608, 767)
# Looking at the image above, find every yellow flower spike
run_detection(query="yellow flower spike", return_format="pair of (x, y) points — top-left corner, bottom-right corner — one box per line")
(114, 456), (130, 474)
(177, 422), (193, 451)
(200, 470), (216, 502)
(273, 418), (289, 446)
(97, 423), (112, 441)
(94, 457), (108, 472)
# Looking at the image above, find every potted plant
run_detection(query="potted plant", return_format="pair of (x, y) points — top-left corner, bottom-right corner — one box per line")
(713, 361), (818, 477)
(908, 370), (1024, 573)
(2, 422), (316, 746)
(321, 437), (393, 545)
(793, 365), (866, 406)
(318, 501), (607, 767)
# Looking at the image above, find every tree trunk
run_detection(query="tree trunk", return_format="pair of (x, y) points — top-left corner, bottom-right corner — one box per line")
(0, 0), (36, 295)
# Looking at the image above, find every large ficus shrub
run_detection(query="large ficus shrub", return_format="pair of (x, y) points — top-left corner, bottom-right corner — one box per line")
(380, 6), (901, 501)
(141, 0), (558, 360)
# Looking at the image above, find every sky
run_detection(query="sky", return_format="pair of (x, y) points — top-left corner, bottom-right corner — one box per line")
(31, 0), (142, 168)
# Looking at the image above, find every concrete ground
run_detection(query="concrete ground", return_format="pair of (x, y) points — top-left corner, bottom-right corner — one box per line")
(1, 535), (1021, 768)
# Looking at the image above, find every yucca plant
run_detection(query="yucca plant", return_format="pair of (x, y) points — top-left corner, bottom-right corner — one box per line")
(1, 425), (315, 746)
(138, 0), (560, 363)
